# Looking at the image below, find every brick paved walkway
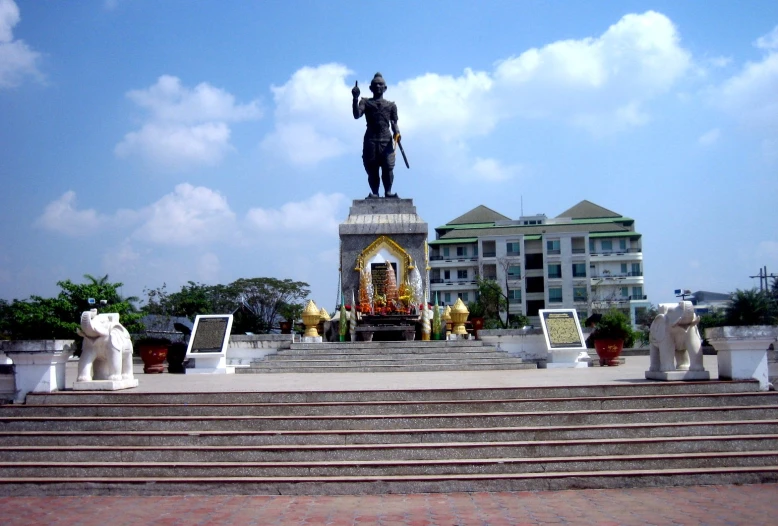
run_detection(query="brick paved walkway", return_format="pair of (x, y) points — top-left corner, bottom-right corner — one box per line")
(2, 484), (775, 525)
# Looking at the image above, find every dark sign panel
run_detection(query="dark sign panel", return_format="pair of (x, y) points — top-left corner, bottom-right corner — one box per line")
(540, 310), (585, 349)
(189, 316), (230, 353)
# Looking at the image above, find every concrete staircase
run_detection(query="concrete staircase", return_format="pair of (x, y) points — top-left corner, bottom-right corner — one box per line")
(236, 340), (537, 373)
(1, 381), (777, 495)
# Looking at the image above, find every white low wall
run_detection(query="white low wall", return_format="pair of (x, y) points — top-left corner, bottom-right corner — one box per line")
(478, 329), (548, 363)
(227, 334), (293, 368)
(479, 328), (594, 366)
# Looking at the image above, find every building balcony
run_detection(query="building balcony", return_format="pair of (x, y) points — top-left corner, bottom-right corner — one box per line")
(482, 251), (496, 258)
(506, 251), (521, 257)
(591, 272), (643, 279)
(547, 249), (561, 255)
(572, 248), (586, 254)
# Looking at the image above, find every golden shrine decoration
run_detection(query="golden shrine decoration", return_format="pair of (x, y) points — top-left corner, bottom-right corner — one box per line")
(354, 235), (414, 282)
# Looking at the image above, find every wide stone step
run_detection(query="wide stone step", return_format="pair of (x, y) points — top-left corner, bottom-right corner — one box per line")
(22, 381), (763, 405)
(2, 466), (778, 497)
(5, 393), (776, 417)
(267, 351), (510, 360)
(290, 341), (487, 351)
(3, 451), (777, 478)
(238, 362), (536, 373)
(4, 435), (778, 462)
(4, 406), (777, 431)
(261, 354), (523, 365)
(1, 421), (776, 446)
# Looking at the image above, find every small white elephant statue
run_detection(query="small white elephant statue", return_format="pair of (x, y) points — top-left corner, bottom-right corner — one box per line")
(77, 309), (134, 382)
(648, 301), (704, 373)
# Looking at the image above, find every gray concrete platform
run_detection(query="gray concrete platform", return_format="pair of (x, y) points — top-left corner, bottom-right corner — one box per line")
(63, 355), (722, 393)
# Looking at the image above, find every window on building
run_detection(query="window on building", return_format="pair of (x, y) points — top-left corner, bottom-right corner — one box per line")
(508, 289), (521, 303)
(573, 287), (587, 302)
(525, 253), (543, 270)
(458, 292), (469, 302)
(632, 286), (643, 299)
(589, 239), (595, 253)
(443, 247), (450, 257)
(444, 270), (451, 280)
(526, 276), (545, 293)
(546, 239), (560, 254)
(506, 241), (520, 255)
(472, 246), (478, 257)
(620, 263), (627, 274)
(549, 288), (563, 303)
(631, 263), (641, 276)
(572, 263), (586, 278)
(601, 240), (613, 251)
(619, 239), (627, 250)
(620, 287), (629, 297)
(457, 269), (468, 280)
(507, 265), (521, 278)
(456, 246), (467, 257)
(548, 264), (562, 279)
(444, 292), (451, 304)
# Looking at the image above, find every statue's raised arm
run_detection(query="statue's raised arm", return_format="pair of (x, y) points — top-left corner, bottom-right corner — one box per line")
(351, 72), (402, 199)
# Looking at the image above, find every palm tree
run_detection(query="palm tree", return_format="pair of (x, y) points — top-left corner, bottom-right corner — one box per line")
(725, 289), (777, 326)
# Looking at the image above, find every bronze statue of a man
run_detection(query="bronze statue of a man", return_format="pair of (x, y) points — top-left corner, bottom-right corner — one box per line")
(352, 72), (401, 198)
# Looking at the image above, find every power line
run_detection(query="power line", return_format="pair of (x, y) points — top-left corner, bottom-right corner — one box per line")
(749, 266), (778, 292)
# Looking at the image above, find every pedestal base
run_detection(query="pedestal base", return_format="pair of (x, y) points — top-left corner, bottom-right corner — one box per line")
(302, 336), (323, 343)
(184, 355), (235, 374)
(544, 349), (590, 368)
(73, 378), (139, 391)
(645, 370), (711, 381)
(1, 340), (75, 402)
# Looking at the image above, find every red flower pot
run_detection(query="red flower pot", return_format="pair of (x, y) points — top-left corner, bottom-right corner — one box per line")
(594, 339), (623, 366)
(139, 343), (168, 374)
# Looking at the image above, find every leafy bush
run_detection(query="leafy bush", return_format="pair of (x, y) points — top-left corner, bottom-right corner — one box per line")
(591, 308), (635, 348)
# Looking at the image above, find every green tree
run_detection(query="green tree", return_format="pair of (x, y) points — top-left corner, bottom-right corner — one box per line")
(0, 275), (143, 342)
(230, 277), (310, 333)
(475, 277), (509, 329)
(725, 288), (777, 326)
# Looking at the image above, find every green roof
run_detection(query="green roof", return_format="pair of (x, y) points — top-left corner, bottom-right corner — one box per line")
(524, 234), (541, 241)
(428, 238), (478, 245)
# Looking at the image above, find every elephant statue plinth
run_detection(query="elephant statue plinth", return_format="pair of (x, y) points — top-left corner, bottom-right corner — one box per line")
(645, 301), (710, 382)
(74, 309), (139, 391)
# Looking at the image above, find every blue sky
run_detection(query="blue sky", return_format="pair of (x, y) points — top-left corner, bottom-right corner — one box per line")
(1, 0), (776, 309)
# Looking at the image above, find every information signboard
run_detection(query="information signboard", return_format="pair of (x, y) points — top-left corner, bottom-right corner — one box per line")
(539, 309), (586, 350)
(187, 315), (233, 355)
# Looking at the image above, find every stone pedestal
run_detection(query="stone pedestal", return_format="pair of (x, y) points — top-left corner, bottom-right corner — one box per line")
(0, 340), (74, 402)
(546, 349), (591, 369)
(73, 378), (139, 391)
(645, 370), (711, 381)
(185, 354), (235, 374)
(339, 198), (428, 299)
(706, 326), (778, 391)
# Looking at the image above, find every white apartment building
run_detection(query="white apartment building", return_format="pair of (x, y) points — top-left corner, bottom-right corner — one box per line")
(428, 200), (649, 326)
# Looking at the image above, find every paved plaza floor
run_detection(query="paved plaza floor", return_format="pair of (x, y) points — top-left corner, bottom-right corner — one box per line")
(5, 355), (777, 525)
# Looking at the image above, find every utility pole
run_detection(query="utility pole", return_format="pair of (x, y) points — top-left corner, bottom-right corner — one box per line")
(749, 266), (778, 292)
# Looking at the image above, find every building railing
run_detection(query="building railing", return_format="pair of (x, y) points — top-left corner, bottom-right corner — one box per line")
(572, 273), (587, 278)
(572, 248), (586, 254)
(506, 251), (521, 257)
(548, 273), (562, 279)
(590, 272), (643, 279)
(430, 279), (479, 286)
(547, 249), (561, 255)
(590, 248), (642, 256)
(482, 251), (496, 258)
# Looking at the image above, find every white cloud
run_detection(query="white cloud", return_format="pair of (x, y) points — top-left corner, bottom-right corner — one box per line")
(698, 128), (721, 146)
(261, 64), (358, 166)
(262, 12), (691, 171)
(756, 240), (778, 261)
(196, 253), (220, 282)
(755, 25), (778, 50)
(471, 157), (520, 182)
(0, 0), (42, 88)
(102, 241), (140, 275)
(115, 75), (262, 170)
(246, 192), (347, 235)
(711, 26), (778, 160)
(34, 191), (103, 236)
(131, 183), (236, 246)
